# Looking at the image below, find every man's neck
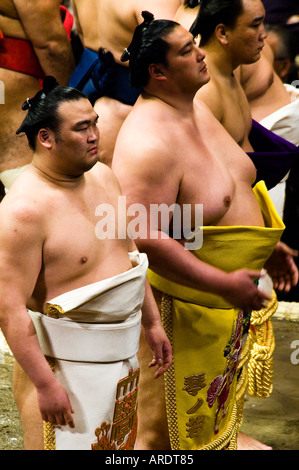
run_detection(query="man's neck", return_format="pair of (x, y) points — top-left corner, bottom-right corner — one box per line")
(31, 159), (85, 188)
(142, 88), (195, 115)
(202, 41), (236, 78)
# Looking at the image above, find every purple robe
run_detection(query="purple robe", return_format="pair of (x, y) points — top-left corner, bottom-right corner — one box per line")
(247, 119), (299, 190)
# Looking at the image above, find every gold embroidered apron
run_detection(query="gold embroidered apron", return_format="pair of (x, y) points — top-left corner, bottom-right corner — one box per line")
(148, 181), (284, 450)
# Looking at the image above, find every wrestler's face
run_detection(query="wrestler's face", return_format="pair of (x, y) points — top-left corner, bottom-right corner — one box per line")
(162, 26), (210, 93)
(53, 99), (100, 174)
(226, 0), (267, 66)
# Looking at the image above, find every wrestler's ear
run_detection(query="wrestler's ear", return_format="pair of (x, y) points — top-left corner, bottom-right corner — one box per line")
(148, 63), (167, 81)
(38, 128), (53, 150)
(215, 24), (229, 46)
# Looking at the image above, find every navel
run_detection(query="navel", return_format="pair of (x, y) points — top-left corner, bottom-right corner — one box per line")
(223, 195), (231, 208)
(80, 256), (88, 264)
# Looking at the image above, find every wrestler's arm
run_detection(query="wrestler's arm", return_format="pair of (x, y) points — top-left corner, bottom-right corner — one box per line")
(141, 279), (173, 378)
(13, 0), (75, 85)
(0, 200), (74, 428)
(102, 166), (173, 376)
(113, 145), (270, 313)
(131, 252), (173, 378)
(265, 241), (298, 292)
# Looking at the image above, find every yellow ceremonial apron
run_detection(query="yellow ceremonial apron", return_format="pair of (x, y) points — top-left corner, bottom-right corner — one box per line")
(148, 181), (284, 450)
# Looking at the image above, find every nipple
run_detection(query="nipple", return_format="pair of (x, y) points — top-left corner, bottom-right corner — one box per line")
(223, 196), (231, 208)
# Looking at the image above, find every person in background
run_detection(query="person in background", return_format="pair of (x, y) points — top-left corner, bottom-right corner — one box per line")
(182, 0), (299, 303)
(0, 0), (75, 195)
(69, 0), (181, 166)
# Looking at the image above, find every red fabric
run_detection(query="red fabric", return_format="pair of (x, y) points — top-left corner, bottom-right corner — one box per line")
(60, 5), (73, 39)
(0, 6), (73, 78)
(0, 36), (45, 78)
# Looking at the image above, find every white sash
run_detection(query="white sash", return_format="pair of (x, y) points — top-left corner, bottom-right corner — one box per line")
(260, 84), (299, 219)
(29, 251), (148, 450)
(28, 252), (148, 363)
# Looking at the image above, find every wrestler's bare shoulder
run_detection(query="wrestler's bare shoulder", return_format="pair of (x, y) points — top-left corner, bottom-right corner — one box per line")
(89, 161), (119, 184)
(195, 78), (224, 122)
(0, 178), (48, 247)
(89, 160), (124, 192)
(0, 164), (100, 222)
(114, 101), (180, 169)
(122, 96), (184, 139)
(0, 168), (53, 219)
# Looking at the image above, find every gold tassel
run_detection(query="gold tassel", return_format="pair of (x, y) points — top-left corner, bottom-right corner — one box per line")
(247, 291), (277, 398)
(41, 304), (66, 449)
(43, 354), (57, 450)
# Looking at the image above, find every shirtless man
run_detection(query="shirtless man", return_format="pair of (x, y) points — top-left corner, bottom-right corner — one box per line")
(237, 40), (293, 122)
(0, 78), (171, 450)
(231, 0), (299, 122)
(0, 0), (75, 193)
(265, 25), (295, 84)
(112, 13), (296, 450)
(177, 1), (296, 145)
(189, 0), (266, 152)
(187, 1), (299, 296)
(182, 0), (299, 215)
(70, 0), (180, 165)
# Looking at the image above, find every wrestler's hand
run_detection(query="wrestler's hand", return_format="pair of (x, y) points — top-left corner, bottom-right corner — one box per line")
(264, 241), (298, 292)
(221, 269), (271, 312)
(36, 378), (75, 428)
(143, 322), (172, 378)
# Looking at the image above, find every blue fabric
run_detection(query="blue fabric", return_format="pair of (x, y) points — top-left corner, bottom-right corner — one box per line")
(68, 48), (142, 105)
(248, 119), (299, 190)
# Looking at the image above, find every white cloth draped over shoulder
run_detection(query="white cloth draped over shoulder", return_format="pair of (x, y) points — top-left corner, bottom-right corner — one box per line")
(260, 83), (299, 218)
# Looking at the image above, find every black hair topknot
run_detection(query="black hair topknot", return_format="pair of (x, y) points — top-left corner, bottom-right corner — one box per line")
(121, 11), (155, 62)
(21, 76), (59, 111)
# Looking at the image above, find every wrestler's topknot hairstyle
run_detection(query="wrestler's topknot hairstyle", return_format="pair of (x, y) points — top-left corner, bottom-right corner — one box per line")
(16, 76), (87, 151)
(120, 11), (180, 89)
(190, 0), (244, 45)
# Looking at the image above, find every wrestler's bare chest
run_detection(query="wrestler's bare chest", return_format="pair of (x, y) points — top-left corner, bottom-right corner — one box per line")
(220, 80), (253, 150)
(173, 111), (260, 227)
(33, 184), (132, 306)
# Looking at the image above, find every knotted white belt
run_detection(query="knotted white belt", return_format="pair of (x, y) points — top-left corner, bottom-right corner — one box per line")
(29, 251), (148, 363)
(28, 309), (141, 362)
